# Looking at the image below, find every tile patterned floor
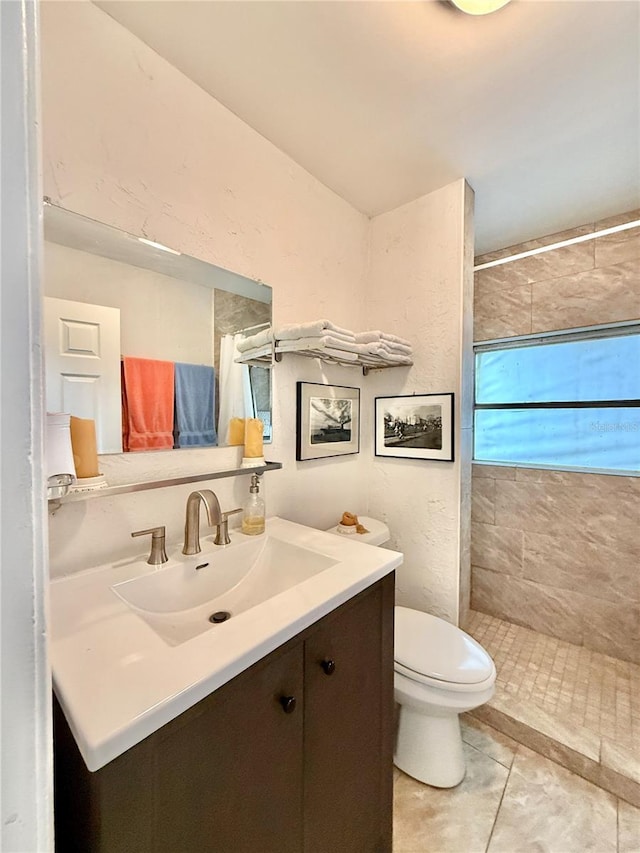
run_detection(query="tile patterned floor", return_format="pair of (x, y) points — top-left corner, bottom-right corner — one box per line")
(460, 611), (640, 806)
(393, 716), (640, 853)
(465, 611), (640, 753)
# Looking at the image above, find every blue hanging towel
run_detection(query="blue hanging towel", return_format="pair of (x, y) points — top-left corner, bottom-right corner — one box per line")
(174, 363), (217, 447)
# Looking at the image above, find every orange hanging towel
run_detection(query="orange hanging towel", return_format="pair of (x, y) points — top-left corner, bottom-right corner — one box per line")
(121, 356), (175, 452)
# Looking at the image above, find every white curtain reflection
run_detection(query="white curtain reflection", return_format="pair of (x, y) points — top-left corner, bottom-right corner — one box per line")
(218, 333), (255, 445)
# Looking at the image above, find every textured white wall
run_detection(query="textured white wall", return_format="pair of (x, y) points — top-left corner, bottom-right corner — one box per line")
(42, 0), (471, 628)
(364, 182), (473, 622)
(42, 0), (372, 577)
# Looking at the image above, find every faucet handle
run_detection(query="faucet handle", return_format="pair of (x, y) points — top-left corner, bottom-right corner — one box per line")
(222, 508), (243, 520)
(131, 525), (168, 565)
(214, 508), (243, 546)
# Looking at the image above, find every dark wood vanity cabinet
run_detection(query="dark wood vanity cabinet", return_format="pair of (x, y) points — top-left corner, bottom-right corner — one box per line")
(54, 573), (394, 853)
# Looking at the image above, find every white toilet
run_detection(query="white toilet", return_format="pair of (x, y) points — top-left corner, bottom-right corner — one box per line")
(325, 516), (496, 789)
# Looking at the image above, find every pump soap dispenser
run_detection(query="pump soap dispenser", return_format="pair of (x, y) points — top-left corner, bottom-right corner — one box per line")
(242, 474), (265, 536)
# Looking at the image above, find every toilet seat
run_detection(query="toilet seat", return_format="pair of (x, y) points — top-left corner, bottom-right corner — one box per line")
(394, 606), (495, 687)
(395, 661), (496, 693)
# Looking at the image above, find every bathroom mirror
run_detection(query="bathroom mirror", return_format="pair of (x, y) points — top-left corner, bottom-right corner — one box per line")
(43, 202), (272, 454)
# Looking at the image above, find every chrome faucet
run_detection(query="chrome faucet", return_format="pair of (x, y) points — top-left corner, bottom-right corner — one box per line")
(183, 490), (222, 555)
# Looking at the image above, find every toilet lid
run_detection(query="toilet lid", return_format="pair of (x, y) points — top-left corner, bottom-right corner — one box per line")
(394, 606), (494, 685)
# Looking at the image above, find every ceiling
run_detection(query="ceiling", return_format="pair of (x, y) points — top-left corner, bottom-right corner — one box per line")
(95, 1), (639, 254)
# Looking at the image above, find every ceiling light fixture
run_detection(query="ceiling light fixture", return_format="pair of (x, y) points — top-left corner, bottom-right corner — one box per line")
(449, 0), (511, 15)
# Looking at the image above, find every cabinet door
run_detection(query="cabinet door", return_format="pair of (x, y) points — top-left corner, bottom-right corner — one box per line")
(154, 642), (304, 853)
(303, 576), (394, 853)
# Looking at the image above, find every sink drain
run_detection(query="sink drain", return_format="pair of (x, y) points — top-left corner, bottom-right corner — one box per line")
(209, 610), (231, 624)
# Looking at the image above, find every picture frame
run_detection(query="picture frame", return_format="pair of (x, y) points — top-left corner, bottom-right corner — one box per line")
(296, 382), (360, 461)
(374, 393), (454, 461)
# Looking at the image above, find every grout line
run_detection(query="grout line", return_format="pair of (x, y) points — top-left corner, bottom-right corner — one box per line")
(484, 744), (518, 852)
(463, 738), (511, 770)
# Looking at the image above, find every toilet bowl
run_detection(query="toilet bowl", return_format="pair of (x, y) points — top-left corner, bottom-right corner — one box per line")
(394, 606), (496, 788)
(325, 516), (496, 789)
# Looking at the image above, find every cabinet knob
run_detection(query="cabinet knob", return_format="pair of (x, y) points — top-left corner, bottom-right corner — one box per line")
(320, 659), (336, 675)
(279, 696), (297, 714)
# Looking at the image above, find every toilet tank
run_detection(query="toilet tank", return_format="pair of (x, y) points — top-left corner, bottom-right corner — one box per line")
(324, 516), (390, 547)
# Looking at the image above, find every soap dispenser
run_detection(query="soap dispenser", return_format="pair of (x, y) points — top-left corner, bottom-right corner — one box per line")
(242, 473), (265, 535)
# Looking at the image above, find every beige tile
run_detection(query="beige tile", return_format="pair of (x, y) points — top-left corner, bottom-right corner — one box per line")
(579, 599), (640, 665)
(490, 690), (601, 761)
(595, 223), (640, 267)
(474, 282), (532, 340)
(393, 743), (508, 853)
(471, 477), (495, 524)
(602, 738), (640, 786)
(466, 612), (640, 806)
(618, 800), (640, 853)
(473, 464), (517, 480)
(474, 224), (595, 268)
(607, 492), (640, 560)
(471, 522), (523, 575)
(522, 531), (640, 604)
(471, 567), (584, 645)
(460, 714), (518, 768)
(487, 747), (618, 853)
(494, 480), (611, 543)
(596, 209), (640, 231)
(531, 258), (640, 332)
(474, 225), (595, 292)
(595, 209), (640, 268)
(513, 467), (640, 496)
(473, 705), (640, 809)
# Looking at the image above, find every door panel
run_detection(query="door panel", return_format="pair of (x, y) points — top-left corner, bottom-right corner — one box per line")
(44, 296), (122, 453)
(303, 580), (394, 853)
(155, 643), (304, 853)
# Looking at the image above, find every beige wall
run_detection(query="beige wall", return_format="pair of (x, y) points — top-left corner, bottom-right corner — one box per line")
(470, 211), (640, 663)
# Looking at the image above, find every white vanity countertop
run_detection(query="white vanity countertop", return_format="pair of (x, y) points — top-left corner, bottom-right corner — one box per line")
(50, 516), (402, 771)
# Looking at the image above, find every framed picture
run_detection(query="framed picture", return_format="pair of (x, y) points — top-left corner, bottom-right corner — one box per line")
(375, 393), (454, 461)
(296, 382), (360, 461)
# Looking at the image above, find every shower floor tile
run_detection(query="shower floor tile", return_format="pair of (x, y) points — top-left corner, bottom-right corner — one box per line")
(465, 610), (640, 807)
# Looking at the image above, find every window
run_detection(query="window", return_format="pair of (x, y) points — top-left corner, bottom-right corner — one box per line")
(474, 327), (640, 473)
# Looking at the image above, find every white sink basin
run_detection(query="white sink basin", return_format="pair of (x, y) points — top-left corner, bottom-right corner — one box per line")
(112, 535), (339, 646)
(50, 516), (402, 771)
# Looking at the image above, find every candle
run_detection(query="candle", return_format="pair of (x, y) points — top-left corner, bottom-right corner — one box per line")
(69, 416), (99, 479)
(228, 417), (245, 446)
(244, 418), (264, 458)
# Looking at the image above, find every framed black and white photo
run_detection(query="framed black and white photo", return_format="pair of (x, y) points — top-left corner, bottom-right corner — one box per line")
(296, 382), (360, 461)
(375, 393), (454, 461)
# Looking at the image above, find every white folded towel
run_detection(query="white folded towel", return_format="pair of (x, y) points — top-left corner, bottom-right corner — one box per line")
(378, 340), (412, 356)
(354, 330), (412, 348)
(276, 339), (358, 361)
(276, 335), (367, 354)
(276, 320), (355, 342)
(236, 327), (273, 353)
(367, 345), (413, 364)
(235, 342), (273, 362)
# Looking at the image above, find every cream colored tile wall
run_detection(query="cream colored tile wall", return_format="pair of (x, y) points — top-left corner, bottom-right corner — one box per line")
(470, 210), (640, 663)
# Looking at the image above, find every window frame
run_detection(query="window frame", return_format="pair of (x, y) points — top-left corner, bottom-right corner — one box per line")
(473, 320), (640, 475)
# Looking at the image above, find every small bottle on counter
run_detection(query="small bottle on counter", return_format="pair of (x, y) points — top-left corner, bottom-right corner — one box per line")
(242, 473), (265, 535)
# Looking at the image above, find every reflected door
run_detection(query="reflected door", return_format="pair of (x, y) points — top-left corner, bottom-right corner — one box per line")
(44, 297), (122, 453)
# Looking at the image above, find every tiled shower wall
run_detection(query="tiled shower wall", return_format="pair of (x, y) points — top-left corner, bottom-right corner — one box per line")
(470, 209), (640, 664)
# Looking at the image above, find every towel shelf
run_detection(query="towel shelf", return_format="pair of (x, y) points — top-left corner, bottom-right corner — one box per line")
(48, 461), (283, 508)
(236, 339), (413, 375)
